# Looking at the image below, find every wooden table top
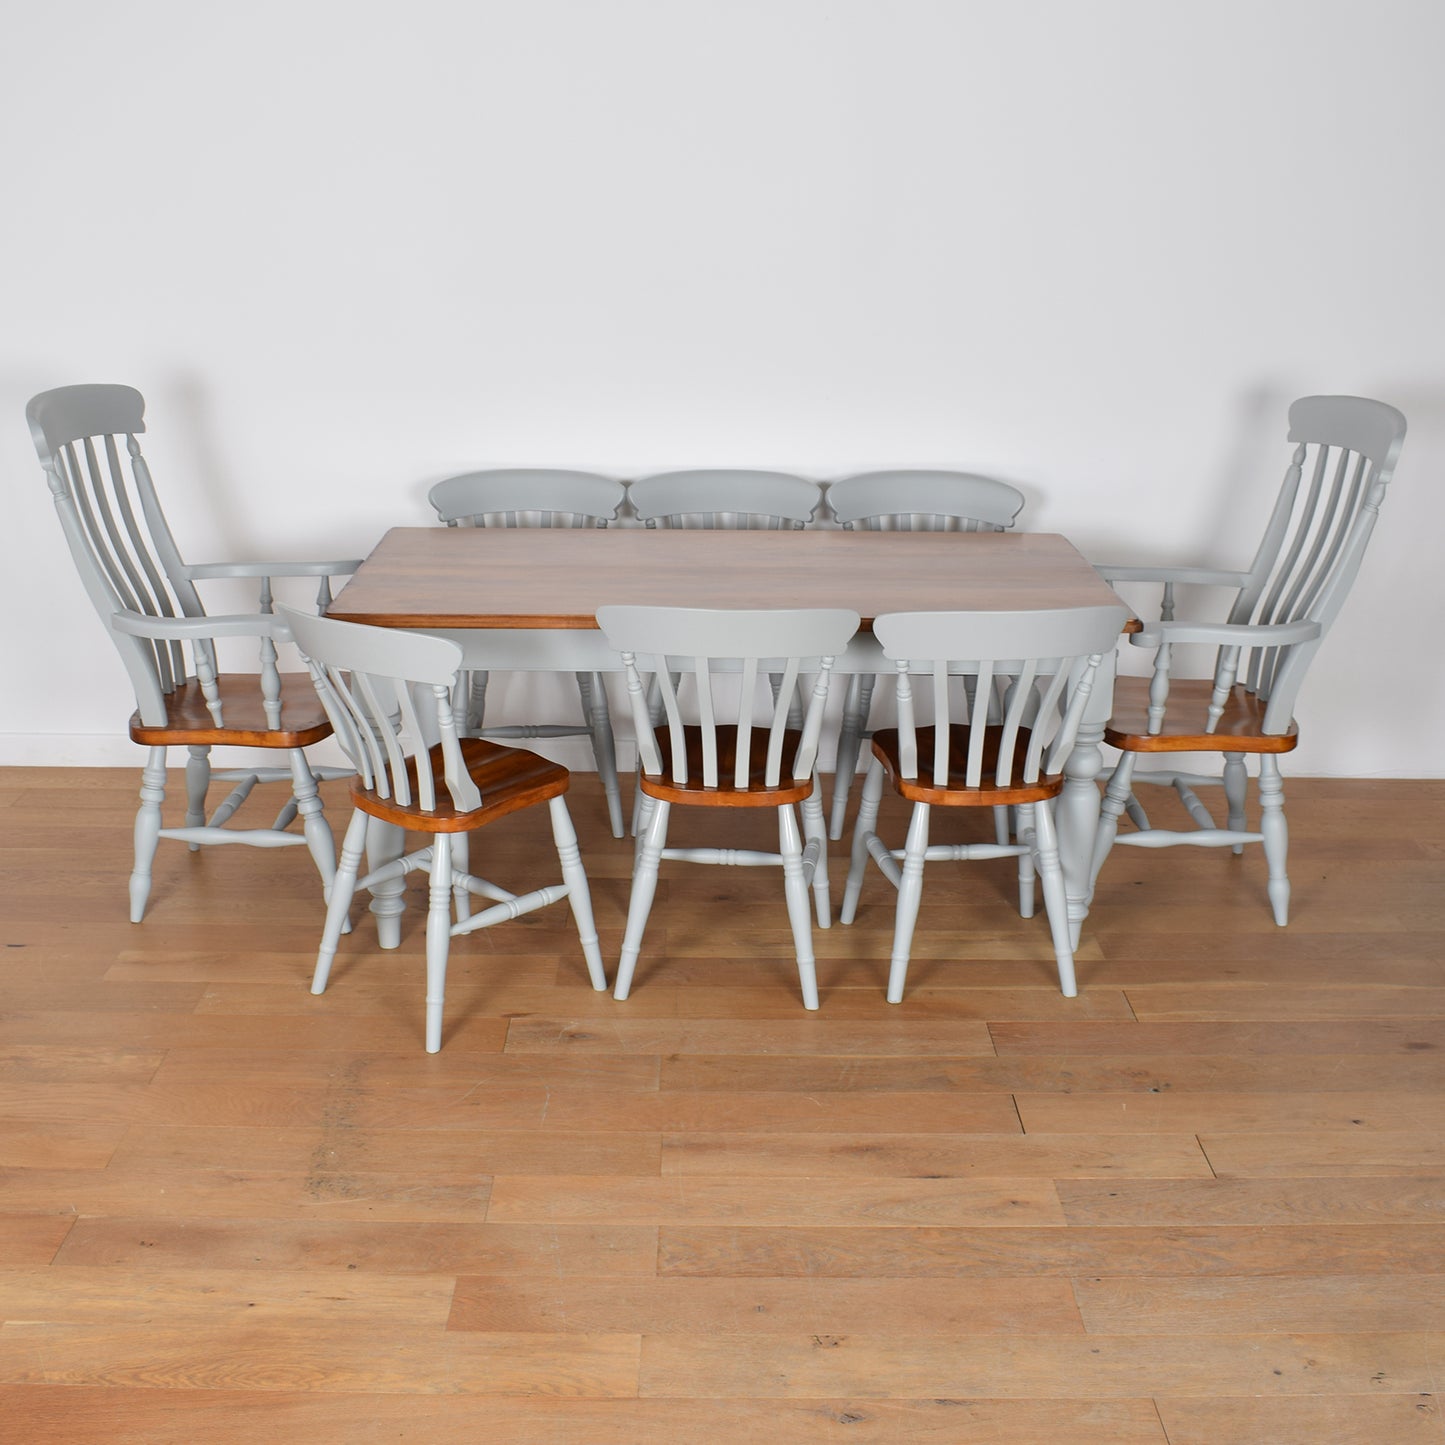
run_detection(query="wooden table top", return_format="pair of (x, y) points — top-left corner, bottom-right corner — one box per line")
(328, 527), (1131, 631)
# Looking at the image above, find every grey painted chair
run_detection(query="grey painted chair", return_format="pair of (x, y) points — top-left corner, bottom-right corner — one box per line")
(840, 604), (1129, 1001)
(597, 605), (860, 1009)
(1091, 395), (1407, 924)
(280, 605), (606, 1053)
(428, 469), (628, 838)
(626, 469), (822, 530)
(622, 469), (825, 831)
(27, 383), (360, 922)
(824, 470), (1027, 838)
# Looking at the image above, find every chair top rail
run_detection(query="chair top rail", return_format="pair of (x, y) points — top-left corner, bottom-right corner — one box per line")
(627, 470), (822, 528)
(428, 469), (626, 527)
(826, 470), (1024, 530)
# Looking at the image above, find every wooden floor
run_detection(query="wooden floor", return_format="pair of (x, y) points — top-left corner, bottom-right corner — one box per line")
(1, 767), (1443, 1443)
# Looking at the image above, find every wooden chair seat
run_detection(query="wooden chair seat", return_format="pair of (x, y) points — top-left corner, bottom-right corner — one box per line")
(639, 727), (814, 807)
(1104, 677), (1300, 754)
(353, 737), (570, 832)
(129, 675), (334, 747)
(870, 726), (1062, 806)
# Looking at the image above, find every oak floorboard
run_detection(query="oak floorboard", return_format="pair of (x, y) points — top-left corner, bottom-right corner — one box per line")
(447, 1275), (1085, 1335)
(0, 1120), (122, 1171)
(1203, 1130), (1445, 1177)
(506, 1017), (997, 1055)
(0, 1389), (1174, 1445)
(1015, 1089), (1440, 1134)
(486, 1175), (1065, 1227)
(0, 1168), (497, 1223)
(0, 1009), (512, 1053)
(0, 1322), (642, 1396)
(1057, 1176), (1445, 1226)
(658, 1050), (1445, 1094)
(52, 1218), (659, 1274)
(989, 1018), (1445, 1055)
(0, 769), (1441, 1430)
(146, 1045), (659, 1088)
(658, 1131), (1213, 1179)
(657, 1223), (1445, 1278)
(0, 1266), (455, 1326)
(1123, 985), (1445, 1021)
(1153, 1394), (1444, 1444)
(635, 1330), (1445, 1399)
(0, 1216), (76, 1269)
(1073, 1275), (1445, 1334)
(110, 1124), (663, 1176)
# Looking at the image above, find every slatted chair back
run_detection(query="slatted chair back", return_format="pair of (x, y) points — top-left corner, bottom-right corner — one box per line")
(425, 467), (630, 838)
(428, 469), (626, 530)
(1218, 395), (1406, 729)
(29, 384), (211, 724)
(281, 608), (480, 815)
(822, 469), (1028, 836)
(874, 606), (1131, 796)
(627, 470), (822, 530)
(597, 606), (860, 793)
(826, 470), (1025, 533)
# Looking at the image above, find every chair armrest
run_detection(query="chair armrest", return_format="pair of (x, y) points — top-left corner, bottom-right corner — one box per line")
(1129, 618), (1322, 650)
(184, 559), (362, 580)
(110, 609), (285, 641)
(1095, 564), (1252, 587)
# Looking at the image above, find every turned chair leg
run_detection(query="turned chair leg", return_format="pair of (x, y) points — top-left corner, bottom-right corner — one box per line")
(1223, 752), (1248, 855)
(574, 672), (625, 840)
(615, 798), (670, 1001)
(1259, 755), (1290, 925)
(1028, 801), (1078, 998)
(841, 757), (885, 926)
(130, 746), (169, 923)
(424, 834), (454, 1053)
(800, 776), (832, 928)
(549, 796), (607, 991)
(313, 810), (368, 995)
(778, 804), (821, 1010)
(886, 802), (930, 1004)
(184, 745), (211, 848)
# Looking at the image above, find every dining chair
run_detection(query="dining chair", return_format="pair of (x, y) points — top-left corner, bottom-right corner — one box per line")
(823, 470), (1027, 839)
(623, 469), (825, 830)
(279, 605), (607, 1052)
(27, 383), (359, 922)
(840, 604), (1129, 1000)
(626, 469), (822, 530)
(428, 469), (628, 838)
(1090, 395), (1407, 924)
(597, 605), (860, 1009)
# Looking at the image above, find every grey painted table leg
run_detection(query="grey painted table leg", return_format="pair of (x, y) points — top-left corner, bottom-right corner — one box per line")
(367, 823), (408, 948)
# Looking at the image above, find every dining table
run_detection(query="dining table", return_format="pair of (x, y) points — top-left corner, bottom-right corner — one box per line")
(327, 525), (1133, 952)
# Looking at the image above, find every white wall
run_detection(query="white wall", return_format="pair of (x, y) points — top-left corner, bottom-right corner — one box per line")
(4, 0), (1442, 775)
